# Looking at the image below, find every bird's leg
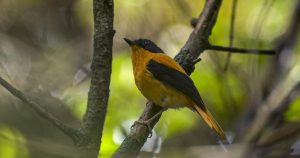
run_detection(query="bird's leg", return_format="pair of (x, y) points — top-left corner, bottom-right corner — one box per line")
(133, 107), (167, 137)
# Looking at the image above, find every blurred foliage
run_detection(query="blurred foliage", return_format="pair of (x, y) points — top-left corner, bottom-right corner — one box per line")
(0, 0), (299, 157)
(0, 125), (28, 158)
(285, 97), (300, 121)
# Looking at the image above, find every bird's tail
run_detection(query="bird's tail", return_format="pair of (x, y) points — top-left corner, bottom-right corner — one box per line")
(193, 103), (226, 140)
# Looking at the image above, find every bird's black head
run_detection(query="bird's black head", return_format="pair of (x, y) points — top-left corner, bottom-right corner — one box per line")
(124, 38), (164, 53)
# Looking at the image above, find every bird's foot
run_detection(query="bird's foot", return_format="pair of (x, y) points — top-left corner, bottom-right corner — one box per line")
(132, 120), (153, 138)
(130, 107), (167, 138)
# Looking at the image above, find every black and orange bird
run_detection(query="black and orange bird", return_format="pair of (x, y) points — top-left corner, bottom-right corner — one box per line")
(124, 38), (225, 139)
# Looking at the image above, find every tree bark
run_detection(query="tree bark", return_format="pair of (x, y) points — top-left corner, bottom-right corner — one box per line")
(78, 0), (115, 157)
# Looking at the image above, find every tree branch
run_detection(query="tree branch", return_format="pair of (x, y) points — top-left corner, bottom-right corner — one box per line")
(112, 0), (223, 157)
(79, 0), (115, 157)
(0, 76), (82, 143)
(112, 102), (162, 158)
(175, 0), (223, 75)
(113, 0), (279, 157)
(1, 0), (115, 157)
(208, 45), (276, 55)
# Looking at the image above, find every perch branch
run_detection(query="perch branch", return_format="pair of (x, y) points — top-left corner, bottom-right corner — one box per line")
(112, 0), (223, 157)
(113, 0), (278, 157)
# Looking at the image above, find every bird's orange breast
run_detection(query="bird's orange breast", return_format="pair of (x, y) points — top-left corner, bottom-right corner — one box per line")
(131, 47), (192, 109)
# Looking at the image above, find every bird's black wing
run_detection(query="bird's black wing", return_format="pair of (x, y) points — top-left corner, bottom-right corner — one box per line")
(147, 59), (206, 110)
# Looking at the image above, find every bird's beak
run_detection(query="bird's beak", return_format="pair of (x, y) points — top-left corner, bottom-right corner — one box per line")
(124, 38), (135, 46)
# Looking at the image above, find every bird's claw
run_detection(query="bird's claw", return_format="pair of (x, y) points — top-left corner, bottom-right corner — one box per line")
(133, 120), (153, 138)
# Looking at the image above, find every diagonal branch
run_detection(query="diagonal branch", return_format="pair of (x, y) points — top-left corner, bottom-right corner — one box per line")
(0, 76), (83, 143)
(112, 0), (223, 157)
(175, 0), (223, 75)
(113, 0), (278, 157)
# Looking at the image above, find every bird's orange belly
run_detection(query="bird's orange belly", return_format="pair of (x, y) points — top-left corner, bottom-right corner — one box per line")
(135, 71), (192, 109)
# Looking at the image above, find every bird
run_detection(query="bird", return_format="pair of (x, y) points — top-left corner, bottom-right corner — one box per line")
(124, 38), (225, 140)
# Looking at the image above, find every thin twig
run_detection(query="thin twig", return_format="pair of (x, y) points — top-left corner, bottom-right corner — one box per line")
(208, 45), (276, 55)
(224, 0), (238, 70)
(0, 76), (82, 143)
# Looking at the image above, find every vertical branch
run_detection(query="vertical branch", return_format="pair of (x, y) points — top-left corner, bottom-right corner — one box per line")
(224, 0), (238, 70)
(80, 0), (115, 157)
(0, 1), (115, 157)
